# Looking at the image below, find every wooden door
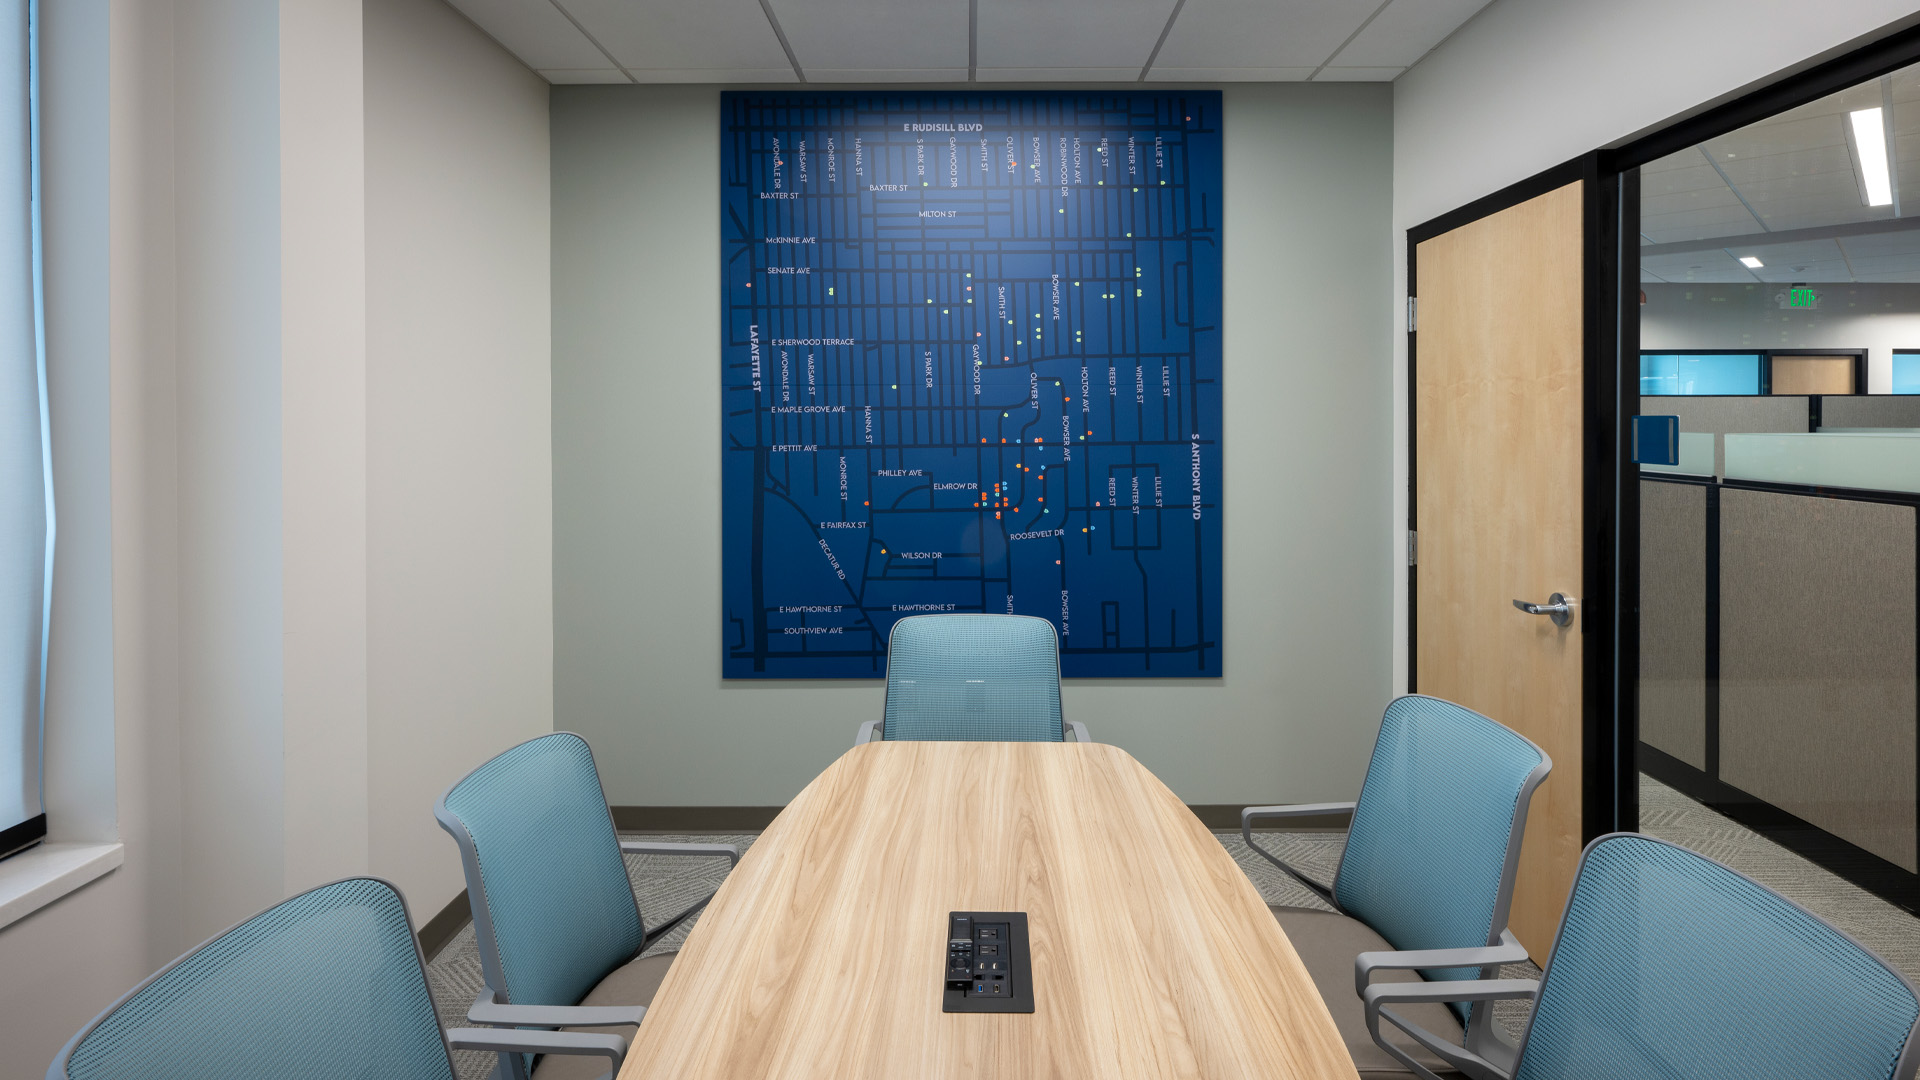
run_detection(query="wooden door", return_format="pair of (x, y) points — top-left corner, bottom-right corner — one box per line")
(1770, 354), (1855, 395)
(1414, 181), (1585, 960)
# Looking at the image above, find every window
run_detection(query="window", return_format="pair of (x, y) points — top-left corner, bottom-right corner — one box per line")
(1895, 351), (1920, 395)
(1640, 351), (1763, 395)
(0, 0), (46, 859)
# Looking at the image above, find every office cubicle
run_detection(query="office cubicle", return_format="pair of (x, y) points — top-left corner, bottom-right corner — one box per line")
(1639, 395), (1920, 910)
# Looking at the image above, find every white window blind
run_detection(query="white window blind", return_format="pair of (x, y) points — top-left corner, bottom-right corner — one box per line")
(0, 0), (47, 856)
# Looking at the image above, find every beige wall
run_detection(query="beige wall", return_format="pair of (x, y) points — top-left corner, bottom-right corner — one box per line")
(365, 0), (554, 918)
(0, 2), (552, 1073)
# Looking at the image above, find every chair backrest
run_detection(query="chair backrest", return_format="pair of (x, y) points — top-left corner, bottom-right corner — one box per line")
(436, 732), (643, 1010)
(50, 878), (453, 1080)
(882, 614), (1064, 741)
(1516, 833), (1920, 1080)
(1334, 695), (1549, 997)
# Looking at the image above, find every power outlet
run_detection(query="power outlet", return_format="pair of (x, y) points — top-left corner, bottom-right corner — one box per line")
(942, 911), (1034, 1013)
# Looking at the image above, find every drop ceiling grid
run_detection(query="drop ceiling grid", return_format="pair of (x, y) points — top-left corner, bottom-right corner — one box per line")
(447, 0), (1490, 83)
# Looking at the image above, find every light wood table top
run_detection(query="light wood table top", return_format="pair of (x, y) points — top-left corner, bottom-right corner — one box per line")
(619, 740), (1360, 1080)
(622, 737), (1359, 1076)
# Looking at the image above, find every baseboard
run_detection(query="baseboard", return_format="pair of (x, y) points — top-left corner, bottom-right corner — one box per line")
(1190, 805), (1352, 831)
(419, 889), (471, 961)
(609, 805), (1353, 833)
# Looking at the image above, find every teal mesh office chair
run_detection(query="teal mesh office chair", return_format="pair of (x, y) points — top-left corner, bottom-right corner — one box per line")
(436, 732), (738, 1080)
(47, 878), (622, 1080)
(854, 614), (1090, 744)
(1365, 833), (1920, 1080)
(1241, 694), (1550, 1078)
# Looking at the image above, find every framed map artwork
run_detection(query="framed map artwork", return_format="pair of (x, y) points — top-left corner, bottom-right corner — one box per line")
(722, 91), (1222, 678)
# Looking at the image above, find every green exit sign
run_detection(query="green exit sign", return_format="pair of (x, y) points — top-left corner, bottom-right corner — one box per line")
(1787, 287), (1818, 308)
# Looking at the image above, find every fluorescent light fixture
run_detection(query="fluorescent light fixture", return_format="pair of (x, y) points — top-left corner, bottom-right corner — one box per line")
(1850, 106), (1894, 207)
(1739, 256), (1764, 269)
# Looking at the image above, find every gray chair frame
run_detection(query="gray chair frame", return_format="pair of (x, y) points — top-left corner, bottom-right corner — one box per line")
(1360, 833), (1920, 1080)
(435, 734), (739, 1080)
(1240, 694), (1551, 1074)
(47, 877), (623, 1080)
(855, 614), (1090, 745)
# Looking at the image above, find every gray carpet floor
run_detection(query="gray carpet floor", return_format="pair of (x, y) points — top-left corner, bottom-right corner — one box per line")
(426, 780), (1919, 1078)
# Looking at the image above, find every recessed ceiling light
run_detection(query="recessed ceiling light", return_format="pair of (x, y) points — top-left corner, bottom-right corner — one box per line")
(1850, 107), (1894, 206)
(1739, 256), (1764, 269)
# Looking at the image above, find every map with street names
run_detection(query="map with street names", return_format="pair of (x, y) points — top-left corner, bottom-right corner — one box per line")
(721, 91), (1222, 678)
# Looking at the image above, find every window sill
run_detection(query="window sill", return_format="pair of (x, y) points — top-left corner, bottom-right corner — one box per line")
(0, 841), (124, 931)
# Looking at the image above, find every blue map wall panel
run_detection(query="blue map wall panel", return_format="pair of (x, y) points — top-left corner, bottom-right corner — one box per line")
(721, 91), (1222, 678)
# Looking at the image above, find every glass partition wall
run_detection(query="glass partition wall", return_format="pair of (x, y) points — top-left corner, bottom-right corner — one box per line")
(1634, 55), (1920, 973)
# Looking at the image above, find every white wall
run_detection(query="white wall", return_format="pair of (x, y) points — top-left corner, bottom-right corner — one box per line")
(1642, 283), (1920, 395)
(1389, 0), (1920, 688)
(552, 84), (1396, 809)
(0, 1), (552, 1072)
(364, 0), (553, 916)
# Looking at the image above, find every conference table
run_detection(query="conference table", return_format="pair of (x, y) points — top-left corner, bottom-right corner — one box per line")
(619, 740), (1360, 1080)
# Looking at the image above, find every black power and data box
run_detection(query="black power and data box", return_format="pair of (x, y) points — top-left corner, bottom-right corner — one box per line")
(942, 911), (1034, 1013)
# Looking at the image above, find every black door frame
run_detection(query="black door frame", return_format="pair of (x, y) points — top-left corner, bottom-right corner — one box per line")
(1406, 17), (1920, 845)
(1405, 152), (1636, 844)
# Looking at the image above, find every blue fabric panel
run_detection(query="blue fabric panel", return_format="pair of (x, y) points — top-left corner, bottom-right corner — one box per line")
(442, 733), (643, 1008)
(1894, 351), (1920, 395)
(1516, 835), (1918, 1080)
(1335, 696), (1543, 998)
(64, 879), (453, 1080)
(882, 614), (1064, 741)
(1640, 353), (1763, 396)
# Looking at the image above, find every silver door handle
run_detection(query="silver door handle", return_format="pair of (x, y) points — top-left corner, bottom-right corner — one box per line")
(1512, 593), (1575, 628)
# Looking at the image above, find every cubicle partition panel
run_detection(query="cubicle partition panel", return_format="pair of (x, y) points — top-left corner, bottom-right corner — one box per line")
(1640, 473), (1920, 910)
(1821, 394), (1920, 430)
(1651, 396), (1811, 476)
(1638, 478), (1709, 771)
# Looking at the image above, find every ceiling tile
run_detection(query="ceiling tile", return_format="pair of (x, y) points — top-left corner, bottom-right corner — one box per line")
(446, 0), (607, 71)
(1640, 153), (1761, 245)
(767, 0), (966, 75)
(1145, 66), (1317, 81)
(1311, 66), (1404, 81)
(977, 66), (1145, 81)
(1728, 238), (1850, 281)
(563, 0), (796, 78)
(1640, 250), (1758, 283)
(1152, 0), (1370, 71)
(807, 69), (969, 82)
(1837, 228), (1920, 258)
(1335, 0), (1490, 68)
(539, 69), (631, 84)
(975, 0), (1174, 76)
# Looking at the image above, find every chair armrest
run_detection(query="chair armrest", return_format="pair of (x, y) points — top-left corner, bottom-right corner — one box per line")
(1363, 980), (1537, 1080)
(1065, 720), (1091, 742)
(446, 1027), (627, 1062)
(1237, 804), (1353, 905)
(620, 840), (740, 868)
(469, 991), (646, 1029)
(855, 720), (882, 745)
(1355, 929), (1530, 996)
